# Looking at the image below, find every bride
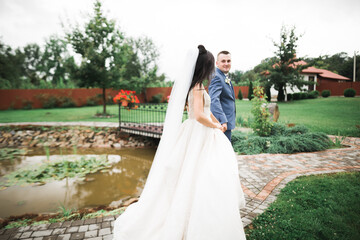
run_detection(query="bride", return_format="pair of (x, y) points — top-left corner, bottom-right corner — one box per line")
(113, 45), (246, 240)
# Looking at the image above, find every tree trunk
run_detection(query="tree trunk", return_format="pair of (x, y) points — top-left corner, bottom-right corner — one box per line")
(102, 87), (106, 115)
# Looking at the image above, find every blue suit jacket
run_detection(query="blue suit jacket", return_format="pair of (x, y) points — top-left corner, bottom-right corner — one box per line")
(209, 68), (236, 130)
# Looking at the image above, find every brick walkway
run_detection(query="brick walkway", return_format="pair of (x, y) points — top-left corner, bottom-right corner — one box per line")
(0, 127), (359, 239)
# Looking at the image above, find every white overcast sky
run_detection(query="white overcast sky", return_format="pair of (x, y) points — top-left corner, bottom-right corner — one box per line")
(0, 0), (359, 80)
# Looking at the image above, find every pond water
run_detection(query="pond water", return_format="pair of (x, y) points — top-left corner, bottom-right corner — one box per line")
(0, 147), (156, 219)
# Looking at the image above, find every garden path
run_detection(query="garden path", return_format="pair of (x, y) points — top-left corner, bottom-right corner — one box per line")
(0, 123), (359, 240)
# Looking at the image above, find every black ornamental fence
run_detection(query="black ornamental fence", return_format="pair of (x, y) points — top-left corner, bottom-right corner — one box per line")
(118, 103), (188, 138)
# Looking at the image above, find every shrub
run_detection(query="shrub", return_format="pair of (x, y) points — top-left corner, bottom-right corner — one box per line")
(265, 86), (271, 102)
(86, 98), (97, 106)
(236, 116), (253, 128)
(300, 92), (309, 99)
(58, 97), (76, 108)
(250, 85), (273, 136)
(232, 124), (331, 155)
(43, 96), (58, 108)
(248, 81), (254, 100)
(308, 90), (319, 99)
(344, 88), (356, 97)
(287, 93), (293, 101)
(150, 93), (163, 103)
(292, 92), (301, 100)
(270, 122), (287, 136)
(237, 89), (243, 100)
(321, 90), (331, 98)
(86, 94), (102, 106)
(22, 100), (33, 110)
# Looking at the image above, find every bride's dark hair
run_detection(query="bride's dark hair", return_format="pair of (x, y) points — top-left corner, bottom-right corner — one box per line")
(188, 45), (215, 92)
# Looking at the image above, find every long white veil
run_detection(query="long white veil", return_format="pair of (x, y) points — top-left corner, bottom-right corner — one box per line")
(145, 47), (199, 182)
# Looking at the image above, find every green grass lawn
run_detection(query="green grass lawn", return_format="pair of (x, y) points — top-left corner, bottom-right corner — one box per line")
(0, 97), (359, 136)
(0, 105), (120, 123)
(245, 172), (360, 240)
(236, 97), (360, 137)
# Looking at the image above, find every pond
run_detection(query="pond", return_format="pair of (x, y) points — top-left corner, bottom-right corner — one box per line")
(0, 147), (156, 219)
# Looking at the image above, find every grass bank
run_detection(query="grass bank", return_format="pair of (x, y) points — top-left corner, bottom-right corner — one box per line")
(245, 172), (360, 240)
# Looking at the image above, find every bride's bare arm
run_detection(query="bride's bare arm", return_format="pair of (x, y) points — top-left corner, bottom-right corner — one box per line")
(193, 85), (223, 130)
(210, 113), (220, 125)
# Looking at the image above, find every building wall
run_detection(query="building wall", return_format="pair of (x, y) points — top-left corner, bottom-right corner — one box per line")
(0, 86), (250, 110)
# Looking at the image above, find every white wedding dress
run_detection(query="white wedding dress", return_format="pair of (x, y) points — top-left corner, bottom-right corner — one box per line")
(113, 90), (246, 240)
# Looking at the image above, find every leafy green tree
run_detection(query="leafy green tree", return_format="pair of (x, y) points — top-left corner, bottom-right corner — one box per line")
(121, 37), (165, 101)
(0, 39), (24, 89)
(229, 70), (244, 85)
(22, 43), (42, 86)
(40, 35), (78, 88)
(66, 0), (131, 114)
(268, 26), (310, 101)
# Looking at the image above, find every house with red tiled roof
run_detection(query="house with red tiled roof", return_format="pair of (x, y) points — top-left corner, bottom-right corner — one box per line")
(301, 66), (351, 92)
(266, 60), (354, 97)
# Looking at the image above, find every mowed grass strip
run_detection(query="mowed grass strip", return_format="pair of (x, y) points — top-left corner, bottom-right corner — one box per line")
(245, 172), (360, 240)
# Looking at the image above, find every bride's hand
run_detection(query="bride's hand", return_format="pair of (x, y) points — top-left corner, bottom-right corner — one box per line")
(214, 123), (223, 131)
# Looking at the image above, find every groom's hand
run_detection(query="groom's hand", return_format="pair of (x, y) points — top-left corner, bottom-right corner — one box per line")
(221, 123), (227, 132)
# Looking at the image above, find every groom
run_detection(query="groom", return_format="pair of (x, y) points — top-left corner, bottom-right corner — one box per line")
(209, 50), (236, 142)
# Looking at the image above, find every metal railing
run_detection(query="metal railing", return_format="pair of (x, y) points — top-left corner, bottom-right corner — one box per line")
(118, 103), (188, 138)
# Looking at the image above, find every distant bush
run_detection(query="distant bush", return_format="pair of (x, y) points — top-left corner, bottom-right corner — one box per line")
(248, 81), (254, 100)
(344, 88), (356, 97)
(232, 123), (331, 155)
(287, 93), (293, 101)
(86, 94), (102, 106)
(308, 90), (319, 99)
(58, 97), (76, 108)
(149, 93), (163, 103)
(300, 92), (309, 99)
(321, 90), (331, 98)
(43, 96), (58, 109)
(237, 90), (243, 100)
(36, 94), (58, 109)
(293, 92), (301, 100)
(22, 100), (33, 110)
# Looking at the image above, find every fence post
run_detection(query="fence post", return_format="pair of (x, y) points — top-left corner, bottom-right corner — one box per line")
(118, 103), (121, 131)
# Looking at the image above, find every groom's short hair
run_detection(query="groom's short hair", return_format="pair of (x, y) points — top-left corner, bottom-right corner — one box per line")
(217, 50), (230, 57)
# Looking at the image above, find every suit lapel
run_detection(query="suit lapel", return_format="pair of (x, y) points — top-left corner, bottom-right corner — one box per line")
(217, 68), (235, 100)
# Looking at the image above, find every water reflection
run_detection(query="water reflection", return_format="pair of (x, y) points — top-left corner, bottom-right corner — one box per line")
(0, 148), (155, 218)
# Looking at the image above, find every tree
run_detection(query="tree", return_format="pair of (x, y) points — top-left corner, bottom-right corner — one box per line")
(0, 39), (24, 89)
(21, 43), (43, 87)
(67, 0), (131, 115)
(229, 70), (244, 85)
(120, 37), (165, 101)
(39, 35), (78, 88)
(268, 26), (310, 101)
(248, 80), (254, 100)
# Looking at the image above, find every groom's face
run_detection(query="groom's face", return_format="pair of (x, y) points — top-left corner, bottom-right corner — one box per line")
(216, 54), (231, 74)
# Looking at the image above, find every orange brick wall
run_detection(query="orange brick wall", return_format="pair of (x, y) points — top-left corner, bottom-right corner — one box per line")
(0, 86), (250, 110)
(317, 78), (360, 96)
